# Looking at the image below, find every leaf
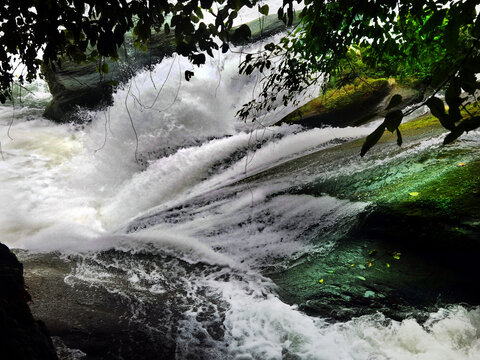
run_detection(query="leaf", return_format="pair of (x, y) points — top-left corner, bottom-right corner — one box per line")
(258, 4), (269, 16)
(200, 0), (213, 9)
(356, 276), (366, 281)
(318, 278), (324, 284)
(426, 97), (455, 131)
(277, 7), (284, 22)
(327, 270), (335, 274)
(459, 69), (478, 94)
(392, 252), (401, 260)
(443, 126), (464, 144)
(191, 53), (206, 66)
(101, 62), (109, 73)
(368, 250), (377, 256)
(457, 162), (467, 167)
(195, 8), (204, 19)
(461, 116), (480, 132)
(445, 78), (461, 109)
(386, 94), (402, 110)
(386, 263), (390, 268)
(360, 124), (385, 157)
(409, 192), (419, 196)
(384, 110), (403, 132)
(185, 70), (194, 81)
(396, 128), (403, 146)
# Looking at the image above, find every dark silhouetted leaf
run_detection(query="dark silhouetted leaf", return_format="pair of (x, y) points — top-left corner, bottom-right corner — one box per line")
(386, 94), (402, 110)
(396, 128), (403, 146)
(191, 53), (206, 65)
(462, 116), (480, 132)
(426, 97), (455, 131)
(445, 78), (461, 108)
(232, 24), (251, 42)
(185, 70), (194, 81)
(384, 110), (403, 132)
(443, 126), (464, 144)
(258, 4), (269, 16)
(200, 0), (213, 8)
(360, 124), (385, 157)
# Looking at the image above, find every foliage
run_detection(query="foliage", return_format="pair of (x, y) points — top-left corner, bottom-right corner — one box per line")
(236, 0), (480, 154)
(0, 0), (264, 103)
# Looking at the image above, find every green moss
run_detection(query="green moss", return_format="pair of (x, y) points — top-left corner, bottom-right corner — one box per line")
(282, 78), (389, 124)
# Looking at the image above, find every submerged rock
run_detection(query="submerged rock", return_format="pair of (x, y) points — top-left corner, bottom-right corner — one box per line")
(0, 243), (58, 360)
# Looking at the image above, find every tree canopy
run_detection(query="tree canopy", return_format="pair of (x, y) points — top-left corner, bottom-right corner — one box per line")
(1, 0), (480, 155)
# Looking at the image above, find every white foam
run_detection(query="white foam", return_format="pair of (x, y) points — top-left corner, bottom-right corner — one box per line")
(218, 277), (480, 360)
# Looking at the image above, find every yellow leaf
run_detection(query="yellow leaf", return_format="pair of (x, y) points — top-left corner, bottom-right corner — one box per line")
(409, 192), (419, 196)
(457, 162), (467, 167)
(318, 278), (324, 284)
(386, 263), (390, 268)
(350, 264), (355, 267)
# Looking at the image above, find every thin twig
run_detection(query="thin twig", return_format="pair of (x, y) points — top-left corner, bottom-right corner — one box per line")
(125, 80), (139, 163)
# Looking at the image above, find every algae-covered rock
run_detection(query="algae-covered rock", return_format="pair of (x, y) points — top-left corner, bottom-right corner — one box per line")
(0, 243), (58, 360)
(277, 78), (424, 128)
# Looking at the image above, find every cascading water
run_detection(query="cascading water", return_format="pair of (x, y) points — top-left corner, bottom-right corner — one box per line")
(1, 11), (480, 360)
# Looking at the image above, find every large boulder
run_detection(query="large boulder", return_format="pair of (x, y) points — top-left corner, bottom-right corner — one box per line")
(276, 78), (425, 128)
(0, 243), (58, 360)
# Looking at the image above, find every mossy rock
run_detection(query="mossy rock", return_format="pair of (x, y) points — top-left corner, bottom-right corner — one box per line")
(277, 77), (426, 129)
(277, 78), (392, 128)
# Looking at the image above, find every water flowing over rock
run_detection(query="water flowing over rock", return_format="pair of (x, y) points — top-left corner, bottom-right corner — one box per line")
(41, 13), (295, 122)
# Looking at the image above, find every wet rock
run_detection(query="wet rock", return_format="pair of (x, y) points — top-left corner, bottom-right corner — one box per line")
(271, 203), (480, 322)
(0, 243), (58, 360)
(42, 31), (176, 122)
(18, 250), (228, 360)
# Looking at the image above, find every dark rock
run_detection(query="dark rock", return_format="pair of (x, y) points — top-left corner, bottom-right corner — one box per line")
(271, 203), (480, 322)
(0, 243), (58, 360)
(19, 250), (228, 360)
(42, 31), (176, 122)
(230, 12), (300, 46)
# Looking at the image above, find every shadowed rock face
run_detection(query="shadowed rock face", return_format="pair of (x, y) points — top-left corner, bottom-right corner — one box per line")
(0, 243), (58, 360)
(42, 31), (176, 122)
